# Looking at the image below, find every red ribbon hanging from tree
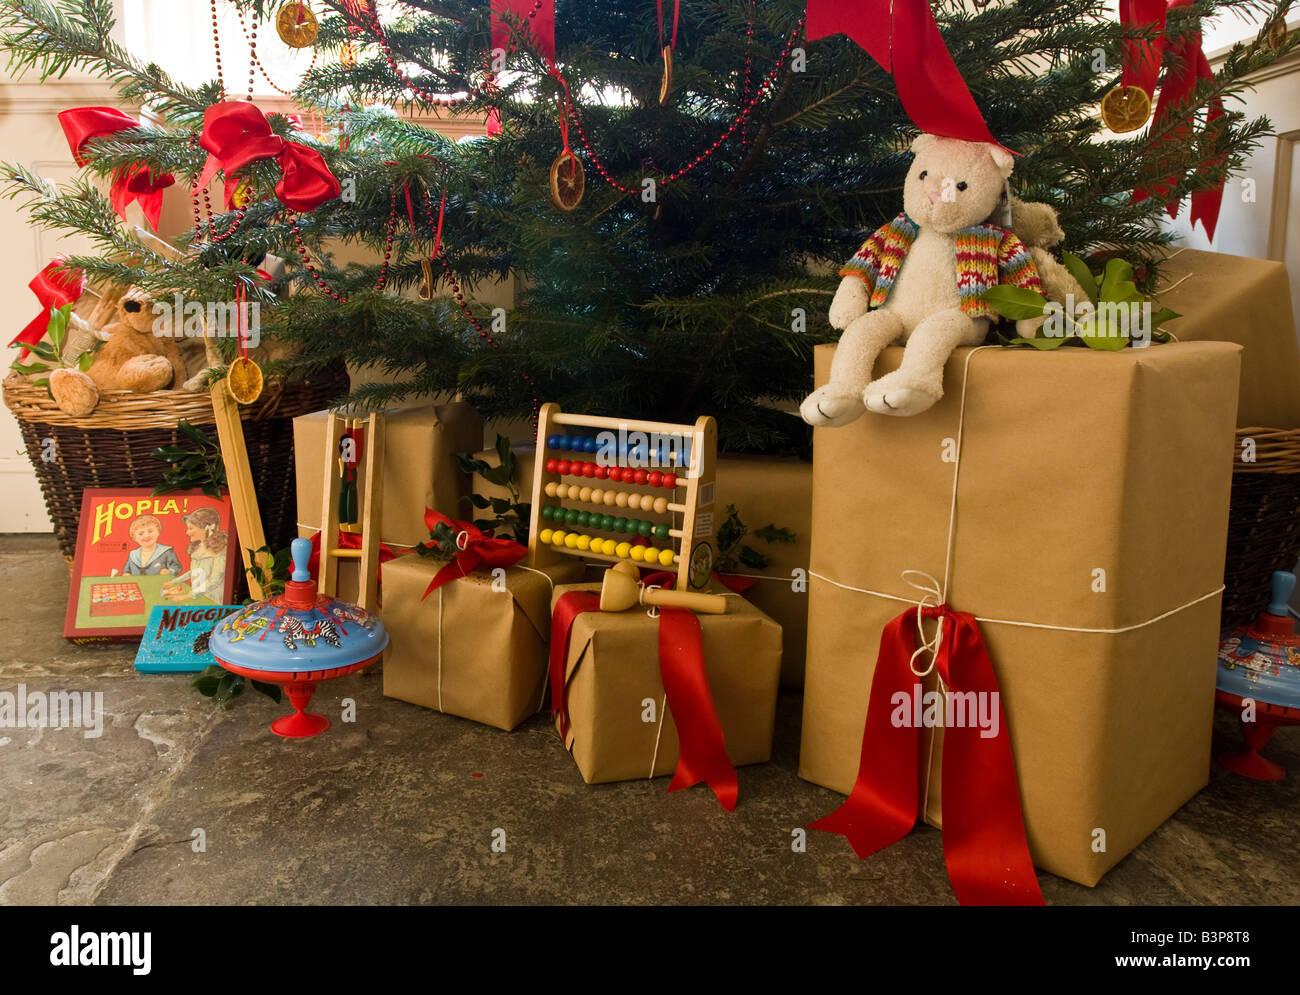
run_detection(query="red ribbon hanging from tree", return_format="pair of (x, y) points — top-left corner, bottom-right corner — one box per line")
(418, 510), (528, 597)
(1125, 0), (1225, 240)
(549, 573), (739, 811)
(196, 102), (342, 212)
(10, 259), (85, 360)
(809, 603), (1043, 906)
(487, 0), (556, 135)
(805, 0), (1006, 151)
(57, 107), (175, 230)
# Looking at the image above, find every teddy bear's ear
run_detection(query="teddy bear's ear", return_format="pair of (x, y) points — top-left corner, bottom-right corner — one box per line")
(987, 145), (1015, 179)
(910, 133), (938, 155)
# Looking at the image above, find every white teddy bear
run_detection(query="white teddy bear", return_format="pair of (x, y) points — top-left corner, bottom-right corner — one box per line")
(801, 134), (1045, 423)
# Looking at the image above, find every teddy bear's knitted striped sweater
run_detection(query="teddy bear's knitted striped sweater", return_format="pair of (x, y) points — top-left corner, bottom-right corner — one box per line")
(839, 212), (1041, 319)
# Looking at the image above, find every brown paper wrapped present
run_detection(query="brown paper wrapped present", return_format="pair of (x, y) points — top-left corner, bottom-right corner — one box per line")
(1155, 249), (1300, 427)
(551, 582), (782, 785)
(715, 456), (812, 687)
(294, 402), (483, 550)
(382, 555), (584, 731)
(474, 446), (813, 686)
(800, 341), (1241, 887)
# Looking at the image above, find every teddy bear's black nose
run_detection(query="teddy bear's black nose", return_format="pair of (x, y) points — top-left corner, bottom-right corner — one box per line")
(124, 300), (142, 313)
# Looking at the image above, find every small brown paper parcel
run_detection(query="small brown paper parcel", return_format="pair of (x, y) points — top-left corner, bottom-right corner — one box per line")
(551, 582), (782, 785)
(383, 555), (583, 731)
(800, 341), (1241, 887)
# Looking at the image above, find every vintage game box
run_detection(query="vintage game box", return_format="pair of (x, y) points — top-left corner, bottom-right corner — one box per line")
(133, 604), (245, 673)
(64, 488), (240, 643)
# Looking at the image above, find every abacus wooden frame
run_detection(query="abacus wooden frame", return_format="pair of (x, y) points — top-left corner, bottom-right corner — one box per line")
(527, 403), (718, 592)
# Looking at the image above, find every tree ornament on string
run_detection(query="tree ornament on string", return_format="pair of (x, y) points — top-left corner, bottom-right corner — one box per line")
(226, 284), (263, 405)
(1266, 16), (1288, 51)
(548, 88), (584, 211)
(1099, 83), (1152, 133)
(1101, 0), (1166, 133)
(276, 1), (319, 49)
(658, 0), (680, 105)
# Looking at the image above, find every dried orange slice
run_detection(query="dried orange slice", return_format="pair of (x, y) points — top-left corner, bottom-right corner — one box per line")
(549, 150), (585, 211)
(276, 2), (319, 49)
(227, 356), (264, 405)
(659, 45), (674, 105)
(1100, 85), (1152, 134)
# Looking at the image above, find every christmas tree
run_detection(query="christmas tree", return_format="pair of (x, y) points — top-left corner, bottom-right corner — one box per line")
(2, 0), (1294, 452)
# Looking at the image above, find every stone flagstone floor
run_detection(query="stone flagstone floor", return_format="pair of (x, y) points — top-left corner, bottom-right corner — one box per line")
(2, 534), (1298, 905)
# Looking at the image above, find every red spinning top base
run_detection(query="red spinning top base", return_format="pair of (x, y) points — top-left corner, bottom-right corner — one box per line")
(218, 655), (379, 739)
(1215, 690), (1300, 781)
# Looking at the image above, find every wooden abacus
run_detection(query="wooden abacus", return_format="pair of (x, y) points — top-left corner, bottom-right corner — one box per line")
(528, 404), (718, 591)
(317, 411), (386, 612)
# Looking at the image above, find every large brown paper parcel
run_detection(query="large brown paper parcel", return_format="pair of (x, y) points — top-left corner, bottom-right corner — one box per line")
(1155, 249), (1300, 428)
(800, 341), (1242, 887)
(474, 446), (814, 686)
(383, 555), (584, 731)
(551, 582), (783, 784)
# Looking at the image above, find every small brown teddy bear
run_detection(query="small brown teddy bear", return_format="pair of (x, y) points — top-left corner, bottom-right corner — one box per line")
(49, 286), (187, 416)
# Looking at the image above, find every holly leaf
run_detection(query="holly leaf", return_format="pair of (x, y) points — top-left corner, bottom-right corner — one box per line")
(46, 304), (70, 355)
(76, 351), (95, 372)
(753, 524), (797, 544)
(9, 361), (50, 375)
(249, 680), (282, 704)
(454, 453), (489, 475)
(489, 496), (513, 514)
(480, 463), (512, 486)
(1007, 335), (1071, 351)
(30, 340), (60, 362)
(1062, 250), (1099, 304)
(1097, 258), (1138, 304)
(190, 664), (225, 697)
(980, 285), (1049, 321)
(738, 545), (770, 570)
(1149, 306), (1180, 330)
(466, 493), (491, 508)
(494, 433), (514, 473)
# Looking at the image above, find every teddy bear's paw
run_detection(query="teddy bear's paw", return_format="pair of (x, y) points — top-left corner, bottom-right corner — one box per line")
(799, 384), (866, 427)
(864, 371), (942, 417)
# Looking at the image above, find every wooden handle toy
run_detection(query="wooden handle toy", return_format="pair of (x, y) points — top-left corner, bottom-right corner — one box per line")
(599, 562), (728, 615)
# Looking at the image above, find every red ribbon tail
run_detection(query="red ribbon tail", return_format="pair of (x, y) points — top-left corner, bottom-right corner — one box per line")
(549, 591), (600, 740)
(658, 607), (739, 811)
(808, 611), (921, 856)
(713, 570), (756, 595)
(936, 613), (1043, 906)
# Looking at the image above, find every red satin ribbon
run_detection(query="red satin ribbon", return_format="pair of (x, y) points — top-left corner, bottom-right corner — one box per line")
(1124, 0), (1225, 240)
(549, 576), (739, 811)
(418, 510), (527, 597)
(306, 529), (403, 595)
(806, 0), (1005, 151)
(713, 570), (756, 595)
(11, 259), (84, 360)
(196, 102), (341, 212)
(490, 0), (555, 61)
(809, 603), (1043, 906)
(58, 107), (175, 230)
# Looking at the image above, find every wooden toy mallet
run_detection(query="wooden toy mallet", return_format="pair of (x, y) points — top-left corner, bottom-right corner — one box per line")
(599, 562), (728, 615)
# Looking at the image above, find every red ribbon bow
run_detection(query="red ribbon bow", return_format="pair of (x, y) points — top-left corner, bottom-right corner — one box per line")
(809, 603), (1043, 906)
(1124, 0), (1225, 240)
(549, 570), (739, 811)
(418, 510), (527, 598)
(10, 259), (85, 361)
(196, 102), (341, 213)
(58, 107), (175, 230)
(806, 0), (1008, 152)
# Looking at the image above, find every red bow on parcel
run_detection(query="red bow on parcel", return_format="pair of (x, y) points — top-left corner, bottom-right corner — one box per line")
(549, 570), (739, 811)
(1124, 0), (1225, 240)
(805, 0), (1005, 151)
(196, 102), (341, 213)
(418, 510), (527, 598)
(58, 107), (175, 230)
(11, 259), (84, 361)
(809, 603), (1043, 906)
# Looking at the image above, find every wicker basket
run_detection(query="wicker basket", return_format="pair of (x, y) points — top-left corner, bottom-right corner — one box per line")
(3, 364), (349, 562)
(1222, 426), (1300, 627)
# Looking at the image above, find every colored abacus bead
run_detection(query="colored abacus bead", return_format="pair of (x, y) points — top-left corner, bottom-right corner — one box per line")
(576, 511), (591, 527)
(653, 497), (669, 514)
(647, 471), (663, 487)
(582, 461), (597, 477)
(627, 493), (642, 510)
(551, 530), (567, 546)
(544, 481), (560, 497)
(663, 473), (677, 488)
(638, 520), (652, 537)
(628, 545), (644, 562)
(545, 458), (559, 474)
(603, 491), (618, 506)
(576, 534), (592, 551)
(633, 469), (648, 485)
(615, 541), (631, 559)
(594, 465), (609, 479)
(539, 528), (554, 544)
(541, 506), (553, 521)
(583, 437), (598, 454)
(653, 523), (670, 539)
(600, 514), (615, 531)
(658, 548), (675, 567)
(554, 435), (569, 451)
(565, 533), (580, 549)
(615, 492), (629, 508)
(556, 459), (571, 475)
(579, 486), (592, 502)
(547, 435), (561, 449)
(615, 516), (629, 533)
